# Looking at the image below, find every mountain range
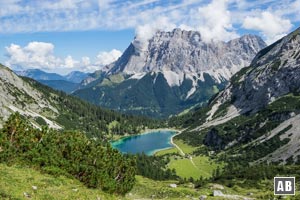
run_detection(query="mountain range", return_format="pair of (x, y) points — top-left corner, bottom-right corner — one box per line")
(15, 69), (90, 93)
(73, 29), (266, 118)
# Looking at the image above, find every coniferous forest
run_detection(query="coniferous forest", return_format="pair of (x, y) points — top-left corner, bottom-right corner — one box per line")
(23, 77), (165, 139)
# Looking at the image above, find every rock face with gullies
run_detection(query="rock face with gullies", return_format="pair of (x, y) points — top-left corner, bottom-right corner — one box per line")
(0, 64), (61, 128)
(224, 27), (300, 114)
(182, 27), (300, 164)
(109, 28), (266, 85)
(75, 29), (266, 118)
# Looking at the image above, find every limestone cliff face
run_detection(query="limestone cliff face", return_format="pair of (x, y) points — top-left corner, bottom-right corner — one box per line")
(184, 27), (300, 163)
(108, 28), (266, 88)
(0, 65), (60, 128)
(215, 27), (300, 114)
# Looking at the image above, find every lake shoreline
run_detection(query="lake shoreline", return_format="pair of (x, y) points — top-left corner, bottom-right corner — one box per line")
(153, 130), (184, 156)
(169, 130), (185, 156)
(111, 128), (183, 156)
(110, 127), (181, 143)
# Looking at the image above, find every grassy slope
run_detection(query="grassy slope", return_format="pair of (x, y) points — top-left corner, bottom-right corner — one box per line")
(155, 139), (196, 156)
(0, 164), (204, 200)
(0, 164), (116, 200)
(2, 164), (299, 199)
(156, 139), (223, 179)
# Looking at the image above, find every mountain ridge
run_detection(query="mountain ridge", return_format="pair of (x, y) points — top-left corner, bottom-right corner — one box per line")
(15, 69), (89, 83)
(15, 69), (90, 93)
(173, 27), (300, 164)
(107, 29), (266, 85)
(74, 29), (266, 118)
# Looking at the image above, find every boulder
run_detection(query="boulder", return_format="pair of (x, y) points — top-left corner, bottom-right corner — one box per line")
(23, 192), (31, 198)
(213, 190), (224, 197)
(199, 195), (207, 200)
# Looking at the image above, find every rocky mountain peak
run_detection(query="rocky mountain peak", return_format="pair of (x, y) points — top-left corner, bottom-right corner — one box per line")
(108, 28), (266, 87)
(75, 29), (266, 118)
(251, 27), (300, 68)
(213, 27), (300, 115)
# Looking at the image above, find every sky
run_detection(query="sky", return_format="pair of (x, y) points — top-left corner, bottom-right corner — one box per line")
(0, 0), (299, 75)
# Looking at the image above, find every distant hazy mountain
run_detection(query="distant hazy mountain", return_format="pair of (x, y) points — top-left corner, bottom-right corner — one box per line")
(74, 28), (266, 118)
(15, 69), (66, 81)
(176, 27), (300, 164)
(0, 66), (62, 129)
(15, 69), (90, 93)
(38, 80), (79, 93)
(64, 71), (90, 83)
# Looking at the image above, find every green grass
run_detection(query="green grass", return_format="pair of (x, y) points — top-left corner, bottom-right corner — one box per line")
(109, 74), (125, 83)
(155, 147), (178, 156)
(157, 139), (223, 179)
(2, 164), (298, 199)
(169, 157), (201, 179)
(212, 85), (219, 93)
(128, 175), (207, 199)
(130, 176), (291, 200)
(100, 78), (113, 86)
(168, 156), (222, 179)
(0, 164), (116, 200)
(155, 139), (196, 156)
(193, 156), (223, 177)
(175, 140), (197, 154)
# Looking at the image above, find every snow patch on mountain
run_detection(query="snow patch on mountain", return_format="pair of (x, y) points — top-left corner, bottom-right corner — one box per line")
(129, 72), (146, 80)
(162, 70), (184, 87)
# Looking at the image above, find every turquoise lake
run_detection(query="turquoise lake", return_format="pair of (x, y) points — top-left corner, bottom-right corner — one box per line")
(111, 130), (177, 155)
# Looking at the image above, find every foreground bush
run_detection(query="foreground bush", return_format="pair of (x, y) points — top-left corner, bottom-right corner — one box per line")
(0, 112), (136, 195)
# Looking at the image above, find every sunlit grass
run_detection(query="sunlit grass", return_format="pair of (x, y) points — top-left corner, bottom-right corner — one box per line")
(0, 164), (115, 200)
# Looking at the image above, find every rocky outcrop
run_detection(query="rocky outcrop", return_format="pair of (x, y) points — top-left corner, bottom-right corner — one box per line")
(203, 128), (224, 150)
(184, 27), (300, 163)
(108, 28), (266, 87)
(0, 64), (61, 128)
(221, 27), (300, 114)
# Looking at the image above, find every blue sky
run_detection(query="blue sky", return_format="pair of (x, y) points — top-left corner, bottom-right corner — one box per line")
(0, 0), (299, 74)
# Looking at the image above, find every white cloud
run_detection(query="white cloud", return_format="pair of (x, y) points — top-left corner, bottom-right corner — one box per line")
(193, 0), (239, 42)
(0, 0), (23, 17)
(64, 55), (79, 69)
(81, 56), (91, 66)
(1, 0), (300, 74)
(0, 0), (298, 44)
(95, 49), (122, 66)
(134, 17), (176, 51)
(5, 42), (61, 70)
(242, 11), (293, 44)
(98, 0), (112, 10)
(38, 0), (77, 10)
(5, 42), (122, 74)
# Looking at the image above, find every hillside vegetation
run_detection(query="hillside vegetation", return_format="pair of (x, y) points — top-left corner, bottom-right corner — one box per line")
(0, 113), (136, 195)
(23, 76), (164, 139)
